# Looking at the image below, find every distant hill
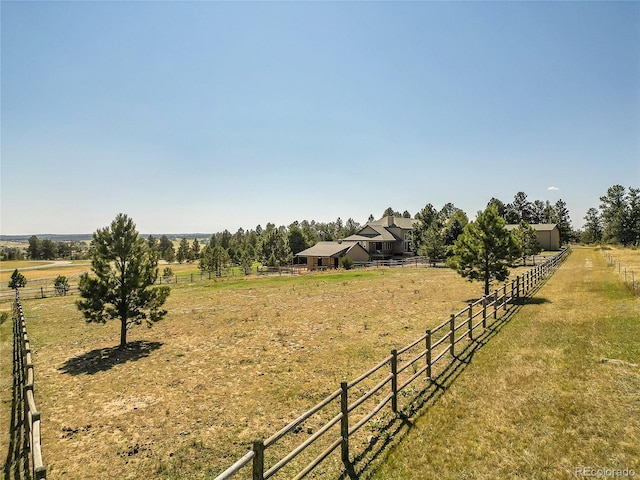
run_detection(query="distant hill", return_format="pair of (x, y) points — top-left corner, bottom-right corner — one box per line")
(1, 233), (212, 243)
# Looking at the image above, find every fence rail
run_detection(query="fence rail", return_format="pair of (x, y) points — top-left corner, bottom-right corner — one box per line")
(601, 250), (639, 296)
(0, 256), (445, 302)
(10, 291), (47, 479)
(214, 248), (571, 480)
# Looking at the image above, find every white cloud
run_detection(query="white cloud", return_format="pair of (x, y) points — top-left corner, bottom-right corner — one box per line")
(547, 186), (560, 191)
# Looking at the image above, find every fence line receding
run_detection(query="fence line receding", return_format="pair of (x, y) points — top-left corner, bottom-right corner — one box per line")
(214, 248), (571, 480)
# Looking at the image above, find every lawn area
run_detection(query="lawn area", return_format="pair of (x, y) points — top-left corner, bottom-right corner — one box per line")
(2, 263), (514, 479)
(371, 247), (640, 479)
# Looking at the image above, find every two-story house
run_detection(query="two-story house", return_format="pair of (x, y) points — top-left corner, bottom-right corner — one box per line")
(295, 216), (418, 267)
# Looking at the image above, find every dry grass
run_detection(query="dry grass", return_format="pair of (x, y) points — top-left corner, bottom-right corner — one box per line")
(0, 262), (92, 285)
(372, 247), (640, 479)
(0, 263), (539, 479)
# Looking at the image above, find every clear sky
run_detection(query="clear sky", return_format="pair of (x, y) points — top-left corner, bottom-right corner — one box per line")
(1, 1), (639, 235)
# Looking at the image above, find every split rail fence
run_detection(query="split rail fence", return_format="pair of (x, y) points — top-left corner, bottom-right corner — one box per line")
(9, 291), (47, 478)
(0, 256), (438, 302)
(215, 248), (571, 480)
(602, 250), (639, 296)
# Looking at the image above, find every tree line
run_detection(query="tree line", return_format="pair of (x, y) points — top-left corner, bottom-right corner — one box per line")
(1, 236), (89, 261)
(582, 185), (640, 246)
(409, 192), (572, 262)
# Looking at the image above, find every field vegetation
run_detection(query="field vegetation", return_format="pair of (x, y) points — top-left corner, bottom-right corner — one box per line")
(1, 261), (534, 479)
(372, 248), (640, 479)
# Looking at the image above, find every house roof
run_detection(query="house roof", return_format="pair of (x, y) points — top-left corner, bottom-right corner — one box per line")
(343, 224), (399, 242)
(368, 216), (419, 230)
(295, 241), (359, 257)
(505, 223), (558, 231)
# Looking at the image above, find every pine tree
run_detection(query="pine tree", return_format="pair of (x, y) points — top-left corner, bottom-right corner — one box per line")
(552, 199), (572, 246)
(76, 214), (170, 348)
(447, 205), (522, 296)
(513, 221), (541, 265)
(600, 185), (628, 244)
(8, 269), (27, 290)
(583, 208), (603, 244)
(176, 238), (190, 264)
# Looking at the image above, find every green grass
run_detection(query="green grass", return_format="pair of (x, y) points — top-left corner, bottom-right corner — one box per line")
(371, 248), (640, 479)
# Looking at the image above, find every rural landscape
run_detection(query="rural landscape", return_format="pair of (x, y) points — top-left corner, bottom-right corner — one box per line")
(2, 185), (639, 479)
(2, 2), (639, 479)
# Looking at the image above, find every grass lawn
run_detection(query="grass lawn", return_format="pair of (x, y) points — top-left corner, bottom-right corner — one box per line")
(2, 263), (520, 479)
(371, 247), (640, 479)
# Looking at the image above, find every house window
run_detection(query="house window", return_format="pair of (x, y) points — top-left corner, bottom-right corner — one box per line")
(375, 242), (382, 251)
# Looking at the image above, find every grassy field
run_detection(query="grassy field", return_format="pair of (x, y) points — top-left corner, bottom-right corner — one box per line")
(2, 263), (515, 479)
(4, 249), (636, 479)
(371, 247), (640, 479)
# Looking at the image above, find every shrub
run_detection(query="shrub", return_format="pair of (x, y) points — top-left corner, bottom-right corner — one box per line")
(340, 256), (354, 270)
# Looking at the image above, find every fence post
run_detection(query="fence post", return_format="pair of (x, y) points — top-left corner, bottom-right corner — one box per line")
(252, 439), (264, 480)
(391, 350), (398, 413)
(503, 284), (507, 311)
(482, 296), (487, 328)
(340, 382), (349, 466)
(516, 275), (520, 298)
(449, 314), (455, 357)
(40, 287), (45, 299)
(494, 290), (498, 319)
(426, 330), (432, 379)
(510, 279), (515, 303)
(467, 303), (473, 341)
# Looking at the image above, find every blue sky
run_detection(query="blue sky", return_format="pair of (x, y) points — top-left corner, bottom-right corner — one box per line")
(1, 1), (639, 235)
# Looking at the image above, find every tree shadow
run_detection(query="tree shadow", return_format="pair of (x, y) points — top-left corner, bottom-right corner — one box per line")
(59, 341), (163, 376)
(511, 297), (551, 306)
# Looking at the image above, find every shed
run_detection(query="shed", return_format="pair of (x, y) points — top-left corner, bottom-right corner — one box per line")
(506, 223), (561, 250)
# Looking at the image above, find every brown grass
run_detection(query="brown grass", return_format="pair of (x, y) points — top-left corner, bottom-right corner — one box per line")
(1, 263), (527, 479)
(372, 247), (640, 479)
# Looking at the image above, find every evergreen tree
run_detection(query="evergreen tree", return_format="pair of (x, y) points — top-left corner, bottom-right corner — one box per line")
(40, 239), (58, 260)
(200, 241), (230, 276)
(626, 187), (640, 245)
(513, 221), (541, 265)
(8, 269), (27, 290)
(190, 238), (201, 260)
(54, 275), (70, 295)
(239, 248), (254, 275)
(176, 238), (190, 264)
(259, 226), (292, 266)
(158, 235), (175, 262)
(28, 235), (41, 260)
(600, 185), (628, 244)
(583, 208), (603, 244)
(418, 223), (447, 263)
(288, 224), (308, 256)
(343, 218), (360, 236)
(76, 214), (170, 348)
(487, 198), (506, 219)
(552, 199), (572, 246)
(447, 206), (522, 296)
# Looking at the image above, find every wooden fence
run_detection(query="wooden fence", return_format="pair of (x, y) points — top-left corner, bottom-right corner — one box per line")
(601, 250), (639, 296)
(214, 248), (572, 480)
(0, 257), (437, 302)
(10, 291), (47, 479)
